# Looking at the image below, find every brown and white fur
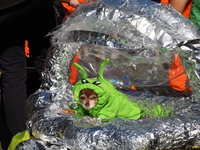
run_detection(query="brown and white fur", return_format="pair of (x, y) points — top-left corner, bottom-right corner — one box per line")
(79, 89), (98, 109)
(61, 89), (98, 114)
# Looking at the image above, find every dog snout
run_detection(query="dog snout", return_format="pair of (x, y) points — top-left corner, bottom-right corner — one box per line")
(85, 102), (90, 107)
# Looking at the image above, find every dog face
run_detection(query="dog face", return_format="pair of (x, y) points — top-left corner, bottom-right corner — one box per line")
(79, 89), (98, 109)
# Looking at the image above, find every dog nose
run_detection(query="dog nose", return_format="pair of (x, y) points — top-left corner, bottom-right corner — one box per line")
(85, 102), (90, 107)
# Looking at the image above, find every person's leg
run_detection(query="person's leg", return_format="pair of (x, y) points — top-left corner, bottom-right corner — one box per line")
(0, 23), (27, 149)
(0, 45), (27, 133)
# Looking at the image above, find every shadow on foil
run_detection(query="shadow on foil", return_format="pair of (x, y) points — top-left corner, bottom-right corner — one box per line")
(17, 0), (200, 149)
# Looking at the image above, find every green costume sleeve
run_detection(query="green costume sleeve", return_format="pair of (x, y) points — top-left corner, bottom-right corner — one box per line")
(98, 97), (120, 118)
(97, 93), (141, 120)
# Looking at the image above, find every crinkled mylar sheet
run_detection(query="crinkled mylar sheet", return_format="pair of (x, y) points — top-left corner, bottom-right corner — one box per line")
(18, 0), (200, 149)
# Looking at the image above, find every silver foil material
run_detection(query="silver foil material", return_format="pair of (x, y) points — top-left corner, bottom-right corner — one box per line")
(19, 0), (200, 149)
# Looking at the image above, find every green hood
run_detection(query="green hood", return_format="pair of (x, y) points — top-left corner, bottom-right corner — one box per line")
(72, 58), (141, 120)
(73, 77), (116, 108)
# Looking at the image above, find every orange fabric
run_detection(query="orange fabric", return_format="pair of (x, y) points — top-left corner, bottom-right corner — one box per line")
(24, 40), (30, 57)
(62, 0), (86, 18)
(160, 0), (192, 18)
(62, 3), (76, 18)
(168, 54), (191, 92)
(182, 0), (192, 18)
(160, 0), (169, 6)
(70, 51), (80, 85)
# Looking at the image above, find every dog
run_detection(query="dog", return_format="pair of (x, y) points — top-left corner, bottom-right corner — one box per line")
(61, 58), (141, 120)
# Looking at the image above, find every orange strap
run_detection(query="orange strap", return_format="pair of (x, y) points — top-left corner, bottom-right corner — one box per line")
(24, 40), (30, 57)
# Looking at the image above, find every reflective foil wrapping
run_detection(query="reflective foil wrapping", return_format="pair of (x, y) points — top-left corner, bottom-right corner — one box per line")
(19, 0), (200, 149)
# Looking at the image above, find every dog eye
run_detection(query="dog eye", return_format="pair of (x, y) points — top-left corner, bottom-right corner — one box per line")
(92, 81), (101, 85)
(80, 96), (86, 100)
(90, 96), (97, 100)
(82, 80), (89, 84)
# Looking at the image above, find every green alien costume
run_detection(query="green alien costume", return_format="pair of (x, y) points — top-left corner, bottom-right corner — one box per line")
(72, 58), (141, 120)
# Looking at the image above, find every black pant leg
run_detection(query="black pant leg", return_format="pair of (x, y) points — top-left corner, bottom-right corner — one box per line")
(0, 45), (27, 134)
(0, 23), (27, 150)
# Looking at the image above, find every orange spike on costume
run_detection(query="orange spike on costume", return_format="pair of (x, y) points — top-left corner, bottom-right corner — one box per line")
(168, 53), (192, 92)
(70, 52), (80, 85)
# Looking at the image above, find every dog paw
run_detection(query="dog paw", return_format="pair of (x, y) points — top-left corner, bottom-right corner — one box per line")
(60, 108), (75, 114)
